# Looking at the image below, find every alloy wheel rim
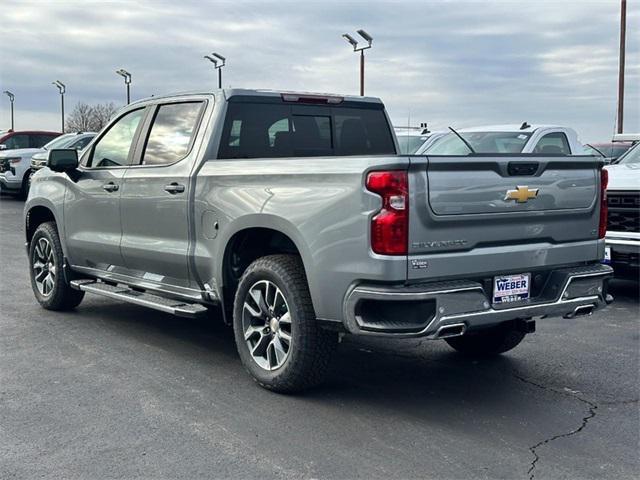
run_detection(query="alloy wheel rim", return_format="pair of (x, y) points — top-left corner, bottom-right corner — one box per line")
(242, 280), (292, 371)
(33, 237), (56, 296)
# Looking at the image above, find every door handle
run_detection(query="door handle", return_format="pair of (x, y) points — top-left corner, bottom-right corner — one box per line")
(164, 183), (185, 194)
(102, 182), (119, 192)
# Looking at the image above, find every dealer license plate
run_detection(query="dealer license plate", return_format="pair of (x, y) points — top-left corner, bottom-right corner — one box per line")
(493, 273), (531, 304)
(603, 247), (611, 264)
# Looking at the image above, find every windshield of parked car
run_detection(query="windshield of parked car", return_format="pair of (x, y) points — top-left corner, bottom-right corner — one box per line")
(396, 135), (429, 154)
(617, 143), (640, 165)
(43, 133), (76, 150)
(426, 131), (532, 155)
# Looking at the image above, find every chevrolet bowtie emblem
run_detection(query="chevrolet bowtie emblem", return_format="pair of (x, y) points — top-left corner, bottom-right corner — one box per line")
(505, 186), (539, 203)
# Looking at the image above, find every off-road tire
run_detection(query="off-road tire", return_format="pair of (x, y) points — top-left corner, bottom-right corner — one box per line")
(233, 254), (337, 393)
(29, 221), (85, 310)
(445, 323), (526, 356)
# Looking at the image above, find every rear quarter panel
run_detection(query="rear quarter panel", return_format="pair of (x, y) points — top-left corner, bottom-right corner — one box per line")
(193, 155), (409, 321)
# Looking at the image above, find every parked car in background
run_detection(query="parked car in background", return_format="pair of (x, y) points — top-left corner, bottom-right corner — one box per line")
(394, 127), (447, 154)
(0, 130), (60, 151)
(424, 124), (585, 155)
(604, 137), (640, 278)
(25, 89), (612, 392)
(0, 132), (93, 197)
(30, 132), (96, 172)
(414, 130), (448, 154)
(584, 142), (633, 164)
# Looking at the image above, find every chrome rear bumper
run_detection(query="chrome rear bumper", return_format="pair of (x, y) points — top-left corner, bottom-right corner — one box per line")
(343, 263), (613, 338)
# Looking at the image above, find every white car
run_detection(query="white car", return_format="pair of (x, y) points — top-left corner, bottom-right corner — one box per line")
(0, 132), (94, 197)
(604, 137), (640, 277)
(423, 124), (585, 155)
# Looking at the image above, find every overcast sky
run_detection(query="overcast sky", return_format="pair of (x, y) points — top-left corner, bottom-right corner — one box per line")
(1, 0), (638, 142)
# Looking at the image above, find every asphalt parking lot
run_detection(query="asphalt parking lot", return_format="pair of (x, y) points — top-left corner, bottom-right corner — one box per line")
(1, 194), (638, 480)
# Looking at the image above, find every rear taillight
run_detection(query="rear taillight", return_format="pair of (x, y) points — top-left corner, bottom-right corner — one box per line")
(366, 170), (408, 255)
(599, 168), (608, 239)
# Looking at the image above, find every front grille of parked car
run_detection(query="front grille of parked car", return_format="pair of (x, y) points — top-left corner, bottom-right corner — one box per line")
(607, 191), (640, 233)
(0, 159), (9, 173)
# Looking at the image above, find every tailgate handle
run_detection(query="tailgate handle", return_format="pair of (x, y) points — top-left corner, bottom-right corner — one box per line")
(508, 162), (538, 176)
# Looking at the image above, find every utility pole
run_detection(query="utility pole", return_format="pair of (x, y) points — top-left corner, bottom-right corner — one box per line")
(3, 91), (14, 130)
(617, 0), (626, 134)
(342, 30), (373, 96)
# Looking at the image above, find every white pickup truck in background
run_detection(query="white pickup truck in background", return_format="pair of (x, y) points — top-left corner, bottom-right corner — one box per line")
(604, 135), (640, 277)
(421, 124), (585, 155)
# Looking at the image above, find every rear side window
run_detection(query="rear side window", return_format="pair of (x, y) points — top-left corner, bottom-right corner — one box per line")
(534, 132), (571, 155)
(141, 102), (204, 166)
(218, 102), (395, 159)
(30, 134), (58, 148)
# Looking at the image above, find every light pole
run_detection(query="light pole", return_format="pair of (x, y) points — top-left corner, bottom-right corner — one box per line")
(3, 90), (14, 130)
(342, 29), (373, 96)
(52, 81), (65, 133)
(116, 69), (132, 104)
(204, 53), (226, 89)
(617, 0), (627, 133)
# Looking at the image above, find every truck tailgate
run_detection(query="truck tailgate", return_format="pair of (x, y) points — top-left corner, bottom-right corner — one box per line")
(407, 155), (603, 280)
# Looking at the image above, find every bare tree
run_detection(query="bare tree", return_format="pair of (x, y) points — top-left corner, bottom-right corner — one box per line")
(65, 102), (94, 132)
(65, 102), (119, 132)
(90, 102), (118, 131)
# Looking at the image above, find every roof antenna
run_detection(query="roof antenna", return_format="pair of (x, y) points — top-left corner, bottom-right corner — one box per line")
(520, 122), (531, 130)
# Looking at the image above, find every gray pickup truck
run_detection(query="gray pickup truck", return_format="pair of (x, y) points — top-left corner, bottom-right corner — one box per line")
(25, 89), (613, 392)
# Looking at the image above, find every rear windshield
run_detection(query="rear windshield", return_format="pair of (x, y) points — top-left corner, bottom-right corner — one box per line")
(426, 131), (532, 155)
(218, 101), (395, 159)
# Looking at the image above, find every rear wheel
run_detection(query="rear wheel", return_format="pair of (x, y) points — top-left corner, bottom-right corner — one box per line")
(29, 221), (84, 310)
(233, 254), (337, 393)
(445, 323), (526, 356)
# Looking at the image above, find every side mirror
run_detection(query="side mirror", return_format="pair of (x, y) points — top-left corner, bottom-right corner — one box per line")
(0, 144), (6, 150)
(48, 149), (78, 172)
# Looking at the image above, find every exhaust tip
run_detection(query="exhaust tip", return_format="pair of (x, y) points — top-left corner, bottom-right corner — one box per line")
(436, 323), (466, 339)
(564, 304), (595, 319)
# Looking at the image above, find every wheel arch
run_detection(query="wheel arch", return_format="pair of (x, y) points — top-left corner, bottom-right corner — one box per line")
(217, 216), (317, 318)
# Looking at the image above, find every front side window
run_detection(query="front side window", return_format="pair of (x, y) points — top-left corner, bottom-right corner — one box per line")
(90, 108), (145, 167)
(141, 102), (204, 166)
(3, 134), (29, 149)
(533, 132), (571, 155)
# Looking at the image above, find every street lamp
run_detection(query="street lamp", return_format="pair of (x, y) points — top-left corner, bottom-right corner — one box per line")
(204, 53), (226, 89)
(116, 69), (132, 104)
(342, 29), (373, 96)
(3, 90), (15, 130)
(52, 81), (65, 133)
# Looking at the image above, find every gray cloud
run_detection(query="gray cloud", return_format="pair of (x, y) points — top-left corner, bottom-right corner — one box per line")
(1, 0), (638, 141)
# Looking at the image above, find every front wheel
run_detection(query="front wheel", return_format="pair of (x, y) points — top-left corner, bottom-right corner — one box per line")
(233, 254), (337, 393)
(445, 322), (526, 356)
(29, 221), (85, 310)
